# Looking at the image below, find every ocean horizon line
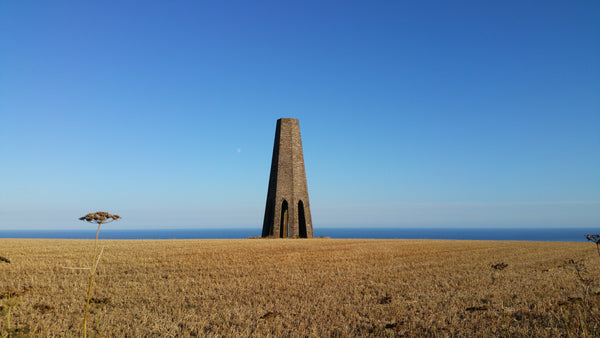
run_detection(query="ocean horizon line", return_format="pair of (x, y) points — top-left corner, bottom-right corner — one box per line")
(0, 227), (597, 242)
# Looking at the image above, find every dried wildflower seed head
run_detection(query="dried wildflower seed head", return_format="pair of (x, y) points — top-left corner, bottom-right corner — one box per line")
(79, 211), (121, 224)
(0, 286), (30, 299)
(585, 234), (600, 244)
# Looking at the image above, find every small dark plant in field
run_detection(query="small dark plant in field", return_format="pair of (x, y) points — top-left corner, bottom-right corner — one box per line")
(0, 256), (10, 264)
(260, 311), (281, 319)
(33, 303), (55, 314)
(585, 234), (600, 258)
(491, 262), (508, 270)
(79, 211), (120, 338)
(465, 305), (488, 312)
(378, 295), (392, 304)
(90, 297), (111, 305)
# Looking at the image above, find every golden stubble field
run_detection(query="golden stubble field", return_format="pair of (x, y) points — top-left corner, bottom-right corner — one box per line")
(1, 238), (599, 337)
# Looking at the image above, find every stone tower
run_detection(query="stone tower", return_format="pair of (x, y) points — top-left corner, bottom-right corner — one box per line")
(262, 118), (314, 238)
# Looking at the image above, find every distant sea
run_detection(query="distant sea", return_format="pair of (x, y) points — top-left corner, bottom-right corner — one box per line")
(0, 227), (597, 242)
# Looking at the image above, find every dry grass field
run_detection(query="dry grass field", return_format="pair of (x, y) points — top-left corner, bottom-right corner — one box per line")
(1, 238), (599, 337)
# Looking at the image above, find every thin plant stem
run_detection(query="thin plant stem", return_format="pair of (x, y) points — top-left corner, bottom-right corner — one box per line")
(83, 222), (103, 338)
(7, 299), (11, 332)
(503, 297), (510, 338)
(93, 247), (105, 274)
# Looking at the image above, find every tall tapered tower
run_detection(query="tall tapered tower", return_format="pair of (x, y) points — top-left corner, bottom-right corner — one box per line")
(262, 118), (314, 238)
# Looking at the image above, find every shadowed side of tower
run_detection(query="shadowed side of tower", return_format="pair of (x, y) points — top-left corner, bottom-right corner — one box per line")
(262, 118), (314, 238)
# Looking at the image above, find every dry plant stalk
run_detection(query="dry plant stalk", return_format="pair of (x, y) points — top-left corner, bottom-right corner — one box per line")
(0, 287), (31, 333)
(585, 234), (600, 258)
(79, 211), (120, 338)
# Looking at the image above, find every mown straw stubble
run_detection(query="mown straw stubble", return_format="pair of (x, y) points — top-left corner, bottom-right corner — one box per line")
(0, 238), (599, 336)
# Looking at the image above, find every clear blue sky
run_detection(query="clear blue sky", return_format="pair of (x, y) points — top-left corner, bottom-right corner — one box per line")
(1, 1), (598, 230)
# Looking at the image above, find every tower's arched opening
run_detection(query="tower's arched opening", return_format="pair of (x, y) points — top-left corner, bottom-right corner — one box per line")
(298, 200), (307, 238)
(280, 200), (289, 238)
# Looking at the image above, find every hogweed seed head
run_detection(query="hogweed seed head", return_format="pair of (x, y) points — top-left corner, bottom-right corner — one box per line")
(586, 233), (600, 258)
(585, 234), (600, 244)
(79, 211), (121, 224)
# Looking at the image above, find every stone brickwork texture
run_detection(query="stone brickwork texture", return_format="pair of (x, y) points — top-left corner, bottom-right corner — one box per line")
(262, 118), (314, 238)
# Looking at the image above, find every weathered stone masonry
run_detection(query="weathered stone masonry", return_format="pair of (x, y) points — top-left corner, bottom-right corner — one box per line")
(262, 118), (314, 238)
